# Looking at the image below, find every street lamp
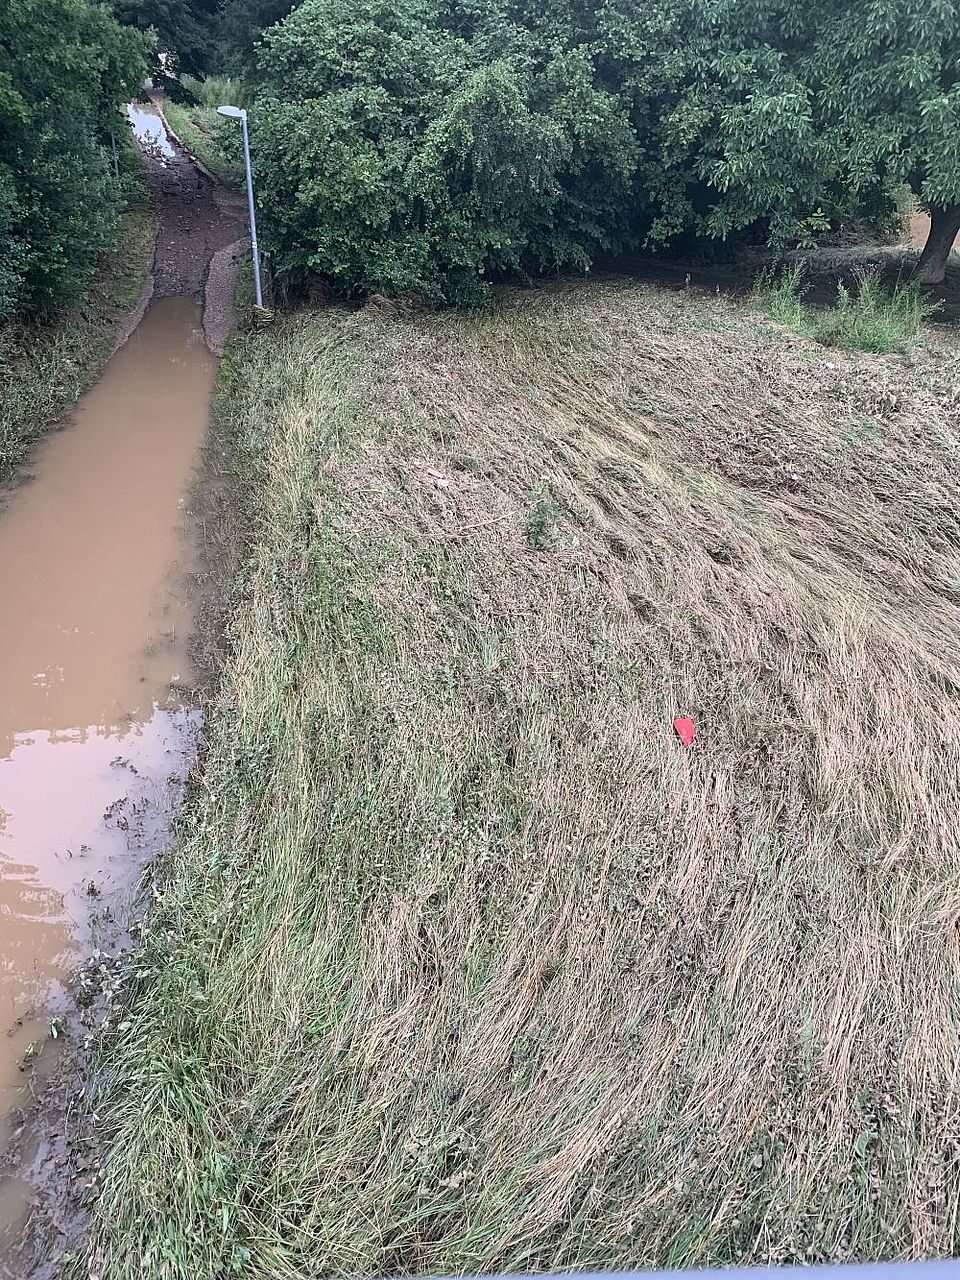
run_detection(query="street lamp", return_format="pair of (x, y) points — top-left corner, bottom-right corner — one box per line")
(217, 104), (263, 309)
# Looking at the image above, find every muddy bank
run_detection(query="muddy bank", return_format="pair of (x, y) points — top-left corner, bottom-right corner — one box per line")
(0, 104), (247, 1277)
(134, 96), (242, 299)
(130, 98), (248, 344)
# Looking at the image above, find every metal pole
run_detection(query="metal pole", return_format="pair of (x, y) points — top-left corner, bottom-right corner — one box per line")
(240, 110), (263, 309)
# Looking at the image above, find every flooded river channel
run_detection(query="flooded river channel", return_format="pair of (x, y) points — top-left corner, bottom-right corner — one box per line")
(0, 297), (216, 1267)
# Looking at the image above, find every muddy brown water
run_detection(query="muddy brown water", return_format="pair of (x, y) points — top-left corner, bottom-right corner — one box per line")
(0, 298), (216, 1265)
(126, 103), (175, 162)
(0, 99), (239, 1272)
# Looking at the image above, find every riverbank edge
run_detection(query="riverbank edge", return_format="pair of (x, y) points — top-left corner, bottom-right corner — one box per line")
(0, 200), (158, 488)
(160, 98), (243, 189)
(2, 107), (252, 1277)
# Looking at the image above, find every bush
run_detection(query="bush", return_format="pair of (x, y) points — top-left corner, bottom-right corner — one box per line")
(252, 0), (638, 303)
(180, 74), (246, 109)
(758, 266), (938, 354)
(824, 275), (940, 354)
(0, 0), (149, 320)
(0, 170), (27, 319)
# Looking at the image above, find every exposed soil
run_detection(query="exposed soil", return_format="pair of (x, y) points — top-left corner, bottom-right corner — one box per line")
(904, 208), (960, 256)
(141, 94), (246, 318)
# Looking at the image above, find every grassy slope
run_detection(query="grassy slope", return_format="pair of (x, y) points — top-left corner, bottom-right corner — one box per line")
(0, 201), (155, 483)
(165, 101), (244, 186)
(85, 281), (960, 1277)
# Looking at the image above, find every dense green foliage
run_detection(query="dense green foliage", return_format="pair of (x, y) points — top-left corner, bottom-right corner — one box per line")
(1, 201), (155, 478)
(249, 0), (959, 302)
(110, 0), (296, 81)
(0, 0), (148, 319)
(674, 0), (960, 279)
(254, 0), (638, 302)
(111, 0), (219, 78)
(217, 0), (298, 71)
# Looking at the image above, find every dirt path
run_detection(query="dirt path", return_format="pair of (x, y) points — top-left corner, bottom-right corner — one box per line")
(127, 98), (248, 349)
(143, 96), (244, 300)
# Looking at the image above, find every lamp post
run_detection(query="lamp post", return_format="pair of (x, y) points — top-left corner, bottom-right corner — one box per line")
(217, 104), (263, 309)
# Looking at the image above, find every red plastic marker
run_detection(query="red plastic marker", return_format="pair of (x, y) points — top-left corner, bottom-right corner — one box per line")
(673, 716), (695, 747)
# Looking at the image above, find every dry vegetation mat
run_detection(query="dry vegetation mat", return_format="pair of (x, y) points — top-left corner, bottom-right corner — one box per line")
(82, 280), (960, 1277)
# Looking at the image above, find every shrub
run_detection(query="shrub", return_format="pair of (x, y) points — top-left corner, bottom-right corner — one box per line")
(758, 266), (938, 354)
(0, 170), (27, 319)
(0, 0), (149, 320)
(252, 0), (638, 303)
(180, 74), (246, 109)
(824, 274), (940, 354)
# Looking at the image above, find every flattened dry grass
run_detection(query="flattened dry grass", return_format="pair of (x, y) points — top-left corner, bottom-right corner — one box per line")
(84, 280), (960, 1277)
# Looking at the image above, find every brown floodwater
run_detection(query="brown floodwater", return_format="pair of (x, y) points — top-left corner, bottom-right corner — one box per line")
(126, 103), (175, 162)
(0, 297), (215, 1266)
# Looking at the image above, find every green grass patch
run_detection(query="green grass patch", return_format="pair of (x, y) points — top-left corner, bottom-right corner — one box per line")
(524, 495), (561, 549)
(757, 265), (939, 353)
(0, 199), (156, 483)
(756, 264), (816, 336)
(166, 96), (245, 186)
(80, 282), (960, 1277)
(822, 275), (940, 353)
(180, 73), (246, 110)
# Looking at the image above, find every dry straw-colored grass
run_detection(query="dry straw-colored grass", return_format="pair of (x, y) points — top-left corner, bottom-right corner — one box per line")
(84, 279), (960, 1278)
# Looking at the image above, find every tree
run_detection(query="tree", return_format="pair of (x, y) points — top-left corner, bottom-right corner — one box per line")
(0, 0), (149, 319)
(253, 0), (637, 302)
(652, 0), (960, 280)
(217, 0), (300, 72)
(250, 0), (960, 302)
(811, 0), (960, 283)
(111, 0), (219, 79)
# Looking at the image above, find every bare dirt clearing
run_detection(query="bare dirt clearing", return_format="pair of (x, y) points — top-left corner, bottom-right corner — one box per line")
(84, 280), (960, 1276)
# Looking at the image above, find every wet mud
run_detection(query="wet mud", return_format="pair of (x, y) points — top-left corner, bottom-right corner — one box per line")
(139, 97), (245, 303)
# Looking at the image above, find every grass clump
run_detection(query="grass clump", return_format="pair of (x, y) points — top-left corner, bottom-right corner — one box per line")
(757, 265), (938, 353)
(81, 280), (960, 1277)
(756, 264), (815, 336)
(524, 496), (560, 549)
(823, 275), (940, 353)
(167, 77), (246, 185)
(180, 74), (245, 109)
(0, 199), (155, 482)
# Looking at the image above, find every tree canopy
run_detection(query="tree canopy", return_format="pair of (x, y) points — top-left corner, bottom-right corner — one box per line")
(247, 0), (959, 301)
(217, 0), (299, 72)
(111, 0), (219, 79)
(253, 0), (638, 302)
(0, 0), (149, 320)
(664, 0), (960, 281)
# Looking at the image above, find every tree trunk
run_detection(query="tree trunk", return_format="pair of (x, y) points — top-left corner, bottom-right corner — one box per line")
(916, 203), (960, 285)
